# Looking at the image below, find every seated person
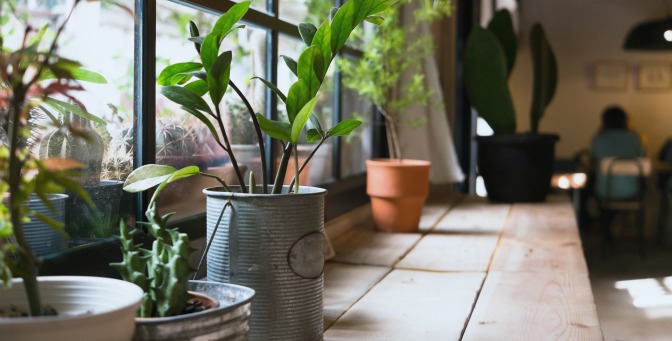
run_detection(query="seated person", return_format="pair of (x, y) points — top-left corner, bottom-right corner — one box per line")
(590, 106), (646, 201)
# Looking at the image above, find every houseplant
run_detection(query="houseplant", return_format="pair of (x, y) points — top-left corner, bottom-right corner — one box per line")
(114, 164), (255, 340)
(464, 9), (559, 202)
(338, 0), (451, 232)
(0, 0), (143, 338)
(148, 0), (390, 339)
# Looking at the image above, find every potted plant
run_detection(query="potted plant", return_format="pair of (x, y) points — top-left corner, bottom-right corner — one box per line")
(37, 103), (124, 245)
(338, 0), (451, 232)
(0, 0), (143, 339)
(464, 9), (559, 202)
(145, 1), (390, 339)
(113, 164), (255, 340)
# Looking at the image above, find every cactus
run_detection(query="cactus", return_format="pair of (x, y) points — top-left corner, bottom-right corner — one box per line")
(530, 23), (558, 134)
(227, 97), (257, 144)
(111, 202), (196, 317)
(38, 104), (105, 185)
(156, 119), (199, 157)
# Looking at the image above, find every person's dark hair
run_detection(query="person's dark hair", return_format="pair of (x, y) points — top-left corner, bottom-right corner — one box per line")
(602, 106), (628, 130)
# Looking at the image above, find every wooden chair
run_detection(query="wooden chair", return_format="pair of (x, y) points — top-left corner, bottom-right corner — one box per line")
(599, 157), (651, 259)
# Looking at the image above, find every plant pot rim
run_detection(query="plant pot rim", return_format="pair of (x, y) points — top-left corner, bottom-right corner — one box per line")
(3, 276), (143, 323)
(134, 281), (254, 325)
(476, 133), (560, 145)
(366, 158), (431, 167)
(203, 185), (327, 198)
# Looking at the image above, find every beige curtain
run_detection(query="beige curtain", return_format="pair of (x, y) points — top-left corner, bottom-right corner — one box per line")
(397, 2), (465, 184)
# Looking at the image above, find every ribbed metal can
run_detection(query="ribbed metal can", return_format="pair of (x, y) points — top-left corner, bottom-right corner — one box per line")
(204, 185), (326, 341)
(25, 193), (68, 256)
(133, 281), (255, 341)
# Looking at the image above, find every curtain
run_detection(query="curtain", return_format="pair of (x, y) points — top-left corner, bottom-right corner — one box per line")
(396, 2), (465, 184)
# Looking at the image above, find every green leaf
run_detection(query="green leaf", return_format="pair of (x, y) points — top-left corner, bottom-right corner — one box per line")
(252, 76), (287, 103)
(207, 51), (232, 106)
(184, 80), (208, 97)
(188, 71), (208, 81)
(280, 55), (298, 77)
(33, 212), (67, 238)
(161, 85), (213, 115)
(42, 59), (106, 84)
(309, 114), (324, 136)
(158, 62), (202, 86)
(331, 0), (389, 53)
(330, 7), (339, 20)
(188, 36), (205, 45)
(299, 22), (318, 46)
(43, 98), (106, 125)
(188, 21), (201, 53)
(364, 15), (384, 25)
(212, 1), (250, 43)
(306, 129), (322, 142)
(256, 113), (291, 141)
(487, 9), (517, 76)
(286, 79), (311, 123)
(224, 24), (246, 40)
(291, 96), (319, 144)
(311, 21), (332, 69)
(167, 166), (201, 183)
(200, 34), (218, 72)
(123, 165), (176, 193)
(327, 119), (362, 136)
(181, 106), (220, 142)
(298, 45), (324, 84)
(68, 69), (107, 84)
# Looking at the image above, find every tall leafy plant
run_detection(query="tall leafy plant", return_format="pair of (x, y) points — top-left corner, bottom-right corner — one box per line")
(338, 0), (451, 159)
(158, 0), (390, 194)
(0, 0), (121, 316)
(464, 9), (558, 135)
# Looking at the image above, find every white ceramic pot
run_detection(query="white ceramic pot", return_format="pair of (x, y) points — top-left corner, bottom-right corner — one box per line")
(0, 276), (143, 341)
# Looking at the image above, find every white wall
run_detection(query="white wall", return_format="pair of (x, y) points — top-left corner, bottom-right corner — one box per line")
(510, 0), (672, 159)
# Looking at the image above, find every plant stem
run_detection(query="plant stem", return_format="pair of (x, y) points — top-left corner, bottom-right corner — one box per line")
(379, 107), (402, 159)
(200, 172), (231, 192)
(229, 80), (268, 193)
(272, 143), (293, 194)
(288, 137), (325, 190)
(213, 105), (246, 192)
(8, 91), (42, 316)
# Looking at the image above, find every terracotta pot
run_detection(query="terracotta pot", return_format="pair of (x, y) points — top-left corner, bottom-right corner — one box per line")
(366, 159), (431, 233)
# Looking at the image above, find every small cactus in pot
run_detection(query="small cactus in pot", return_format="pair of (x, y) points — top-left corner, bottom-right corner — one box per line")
(156, 119), (199, 158)
(38, 102), (105, 186)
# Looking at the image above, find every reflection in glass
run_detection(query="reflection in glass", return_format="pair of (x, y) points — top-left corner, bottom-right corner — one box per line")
(341, 87), (373, 177)
(279, 0), (335, 26)
(5, 1), (136, 247)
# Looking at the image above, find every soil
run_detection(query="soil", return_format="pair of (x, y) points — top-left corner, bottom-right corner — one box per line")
(0, 305), (58, 317)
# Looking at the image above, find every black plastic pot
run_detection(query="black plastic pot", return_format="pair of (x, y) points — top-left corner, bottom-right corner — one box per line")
(477, 133), (559, 203)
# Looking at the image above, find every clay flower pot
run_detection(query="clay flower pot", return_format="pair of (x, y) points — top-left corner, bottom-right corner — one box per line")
(366, 159), (431, 232)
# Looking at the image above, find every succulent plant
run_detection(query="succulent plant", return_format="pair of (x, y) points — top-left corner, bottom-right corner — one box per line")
(156, 119), (199, 157)
(38, 103), (105, 186)
(112, 165), (201, 317)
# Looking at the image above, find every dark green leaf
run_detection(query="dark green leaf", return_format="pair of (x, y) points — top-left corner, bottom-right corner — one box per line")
(309, 114), (324, 136)
(311, 20), (333, 68)
(224, 24), (246, 40)
(188, 36), (205, 45)
(280, 55), (298, 77)
(330, 7), (339, 21)
(184, 80), (209, 97)
(291, 97), (319, 144)
(188, 71), (208, 81)
(189, 21), (201, 53)
(200, 34), (218, 71)
(306, 129), (322, 142)
(256, 113), (291, 141)
(327, 119), (362, 136)
(299, 22), (318, 46)
(161, 86), (213, 115)
(124, 165), (176, 193)
(252, 76), (287, 103)
(207, 51), (232, 106)
(297, 45), (324, 85)
(157, 62), (202, 86)
(487, 9), (516, 76)
(43, 98), (106, 125)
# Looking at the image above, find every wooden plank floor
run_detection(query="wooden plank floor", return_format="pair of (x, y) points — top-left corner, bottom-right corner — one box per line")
(323, 194), (603, 340)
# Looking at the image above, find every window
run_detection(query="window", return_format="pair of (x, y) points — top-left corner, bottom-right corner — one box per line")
(5, 0), (378, 264)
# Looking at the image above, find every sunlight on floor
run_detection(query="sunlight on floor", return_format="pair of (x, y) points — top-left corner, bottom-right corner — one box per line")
(615, 277), (672, 318)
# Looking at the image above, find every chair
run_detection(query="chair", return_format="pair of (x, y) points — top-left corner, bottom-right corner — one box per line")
(599, 157), (651, 259)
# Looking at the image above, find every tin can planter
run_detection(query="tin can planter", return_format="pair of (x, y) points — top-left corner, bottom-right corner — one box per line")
(25, 193), (68, 256)
(204, 186), (326, 341)
(133, 281), (255, 341)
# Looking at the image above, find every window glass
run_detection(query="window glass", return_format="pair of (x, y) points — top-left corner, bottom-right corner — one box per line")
(341, 87), (373, 177)
(277, 34), (334, 186)
(279, 0), (334, 26)
(4, 1), (136, 249)
(156, 1), (267, 218)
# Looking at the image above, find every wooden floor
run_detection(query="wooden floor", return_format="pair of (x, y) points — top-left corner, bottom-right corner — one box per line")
(323, 195), (604, 341)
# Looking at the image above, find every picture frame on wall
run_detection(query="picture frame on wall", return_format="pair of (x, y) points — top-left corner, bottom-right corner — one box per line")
(638, 62), (672, 90)
(594, 61), (628, 90)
